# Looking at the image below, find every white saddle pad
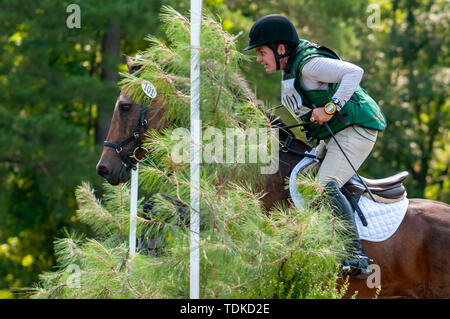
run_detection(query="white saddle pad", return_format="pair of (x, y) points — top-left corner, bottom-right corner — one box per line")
(355, 195), (408, 242)
(289, 150), (409, 242)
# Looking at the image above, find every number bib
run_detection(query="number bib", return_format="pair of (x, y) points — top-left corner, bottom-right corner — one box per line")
(141, 80), (157, 98)
(281, 78), (310, 117)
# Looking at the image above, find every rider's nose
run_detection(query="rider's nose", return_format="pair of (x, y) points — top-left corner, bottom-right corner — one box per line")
(96, 163), (111, 178)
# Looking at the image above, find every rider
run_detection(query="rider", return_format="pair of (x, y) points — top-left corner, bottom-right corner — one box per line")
(245, 14), (387, 277)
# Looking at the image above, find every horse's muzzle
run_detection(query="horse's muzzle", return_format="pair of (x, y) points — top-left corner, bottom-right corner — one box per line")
(96, 161), (130, 185)
(96, 162), (111, 178)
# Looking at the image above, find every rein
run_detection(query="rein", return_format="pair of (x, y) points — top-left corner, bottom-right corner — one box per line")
(275, 120), (320, 160)
(103, 105), (149, 169)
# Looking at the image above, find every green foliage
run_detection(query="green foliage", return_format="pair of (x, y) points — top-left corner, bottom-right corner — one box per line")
(0, 0), (179, 293)
(34, 178), (347, 299)
(0, 106), (98, 291)
(360, 0), (449, 201)
(33, 8), (348, 299)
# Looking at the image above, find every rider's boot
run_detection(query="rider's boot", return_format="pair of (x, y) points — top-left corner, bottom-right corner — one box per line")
(325, 181), (371, 279)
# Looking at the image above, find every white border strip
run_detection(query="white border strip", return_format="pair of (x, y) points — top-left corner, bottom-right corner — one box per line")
(190, 0), (203, 299)
(129, 163), (139, 256)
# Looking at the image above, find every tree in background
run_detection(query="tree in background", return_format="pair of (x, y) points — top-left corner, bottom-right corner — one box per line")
(0, 0), (172, 296)
(364, 0), (449, 201)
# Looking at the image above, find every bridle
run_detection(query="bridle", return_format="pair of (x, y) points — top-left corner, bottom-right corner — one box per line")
(103, 104), (149, 170)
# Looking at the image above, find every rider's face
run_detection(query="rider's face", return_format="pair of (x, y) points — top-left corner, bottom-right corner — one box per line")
(255, 45), (288, 74)
(256, 46), (277, 74)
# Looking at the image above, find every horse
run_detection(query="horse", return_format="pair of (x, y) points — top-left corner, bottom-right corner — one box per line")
(96, 57), (450, 299)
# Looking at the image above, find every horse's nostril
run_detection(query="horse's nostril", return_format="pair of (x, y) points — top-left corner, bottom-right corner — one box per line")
(97, 163), (110, 177)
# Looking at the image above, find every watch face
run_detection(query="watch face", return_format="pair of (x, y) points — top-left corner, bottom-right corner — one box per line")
(326, 103), (336, 114)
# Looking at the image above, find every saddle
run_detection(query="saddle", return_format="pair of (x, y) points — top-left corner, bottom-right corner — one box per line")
(302, 161), (408, 204)
(343, 171), (409, 204)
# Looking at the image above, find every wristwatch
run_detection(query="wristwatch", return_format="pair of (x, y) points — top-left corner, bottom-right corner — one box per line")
(324, 102), (337, 115)
(324, 97), (342, 115)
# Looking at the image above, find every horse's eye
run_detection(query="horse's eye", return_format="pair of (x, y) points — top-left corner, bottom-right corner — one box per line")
(120, 103), (132, 112)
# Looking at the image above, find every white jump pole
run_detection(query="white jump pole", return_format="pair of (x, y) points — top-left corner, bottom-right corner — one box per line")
(190, 0), (202, 299)
(129, 163), (139, 256)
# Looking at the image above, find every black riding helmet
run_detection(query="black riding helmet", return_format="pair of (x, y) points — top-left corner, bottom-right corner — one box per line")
(245, 14), (300, 70)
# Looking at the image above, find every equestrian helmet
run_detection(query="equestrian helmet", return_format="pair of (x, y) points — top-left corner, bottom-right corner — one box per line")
(244, 14), (300, 51)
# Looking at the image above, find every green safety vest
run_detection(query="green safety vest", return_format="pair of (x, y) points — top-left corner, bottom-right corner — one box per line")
(276, 40), (387, 142)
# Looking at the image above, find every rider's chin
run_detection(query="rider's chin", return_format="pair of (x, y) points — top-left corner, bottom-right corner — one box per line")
(265, 66), (274, 74)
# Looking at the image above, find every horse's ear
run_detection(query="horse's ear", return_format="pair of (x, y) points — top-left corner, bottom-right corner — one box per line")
(124, 54), (134, 73)
(124, 54), (143, 74)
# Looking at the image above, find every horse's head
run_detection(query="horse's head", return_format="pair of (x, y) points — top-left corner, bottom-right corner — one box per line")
(96, 55), (166, 185)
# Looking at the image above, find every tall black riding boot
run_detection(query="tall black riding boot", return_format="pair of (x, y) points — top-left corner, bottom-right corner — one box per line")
(325, 181), (371, 278)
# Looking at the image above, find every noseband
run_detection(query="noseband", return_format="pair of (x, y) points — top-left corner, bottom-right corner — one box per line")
(103, 105), (149, 170)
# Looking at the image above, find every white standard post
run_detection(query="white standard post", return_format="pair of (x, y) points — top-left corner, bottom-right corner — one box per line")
(190, 0), (202, 299)
(129, 163), (139, 256)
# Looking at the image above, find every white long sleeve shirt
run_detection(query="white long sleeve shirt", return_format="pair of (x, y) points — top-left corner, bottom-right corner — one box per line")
(300, 57), (364, 106)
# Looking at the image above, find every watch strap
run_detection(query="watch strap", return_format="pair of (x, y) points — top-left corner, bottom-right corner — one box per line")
(331, 97), (342, 111)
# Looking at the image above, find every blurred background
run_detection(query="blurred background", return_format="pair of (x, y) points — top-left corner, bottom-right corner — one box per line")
(0, 0), (448, 298)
